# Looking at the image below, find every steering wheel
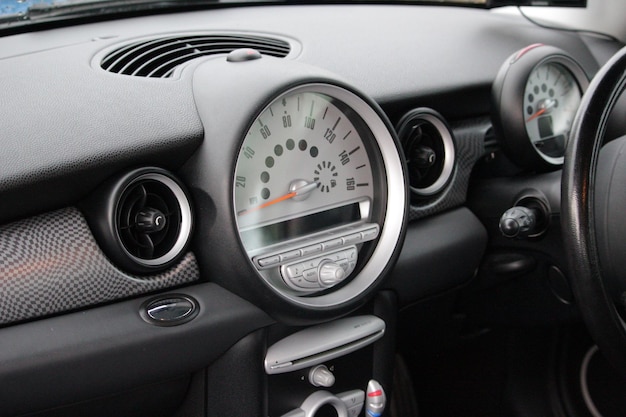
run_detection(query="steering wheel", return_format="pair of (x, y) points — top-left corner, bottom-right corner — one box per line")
(562, 45), (626, 373)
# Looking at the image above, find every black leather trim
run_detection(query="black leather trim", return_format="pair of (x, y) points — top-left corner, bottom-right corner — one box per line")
(562, 45), (626, 373)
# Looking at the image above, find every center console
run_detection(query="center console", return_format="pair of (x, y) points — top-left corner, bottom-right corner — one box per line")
(266, 292), (397, 417)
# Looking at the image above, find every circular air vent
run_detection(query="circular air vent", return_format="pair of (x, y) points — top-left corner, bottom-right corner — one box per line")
(396, 108), (455, 198)
(83, 168), (193, 274)
(116, 172), (192, 268)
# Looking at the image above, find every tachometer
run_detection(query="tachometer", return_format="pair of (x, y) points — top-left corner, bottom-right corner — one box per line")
(492, 44), (589, 170)
(523, 61), (582, 161)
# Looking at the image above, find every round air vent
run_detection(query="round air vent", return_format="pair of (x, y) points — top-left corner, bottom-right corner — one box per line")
(82, 168), (193, 274)
(396, 108), (455, 198)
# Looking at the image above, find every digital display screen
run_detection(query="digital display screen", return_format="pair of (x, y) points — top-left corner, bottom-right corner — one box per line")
(538, 116), (554, 139)
(240, 203), (361, 250)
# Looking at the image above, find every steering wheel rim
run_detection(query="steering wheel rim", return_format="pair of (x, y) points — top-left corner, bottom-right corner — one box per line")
(562, 45), (626, 373)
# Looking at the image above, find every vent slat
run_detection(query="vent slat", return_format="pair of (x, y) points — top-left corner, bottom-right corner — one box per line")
(103, 38), (178, 73)
(101, 34), (291, 78)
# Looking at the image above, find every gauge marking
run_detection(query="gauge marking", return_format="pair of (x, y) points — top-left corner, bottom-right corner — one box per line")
(356, 183), (369, 187)
(356, 164), (366, 170)
(269, 106), (274, 117)
(348, 146), (361, 155)
(333, 117), (341, 131)
(343, 130), (352, 141)
(339, 150), (350, 165)
(259, 122), (271, 139)
(323, 107), (328, 120)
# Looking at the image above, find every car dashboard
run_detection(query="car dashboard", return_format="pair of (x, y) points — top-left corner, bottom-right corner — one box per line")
(1, 4), (625, 417)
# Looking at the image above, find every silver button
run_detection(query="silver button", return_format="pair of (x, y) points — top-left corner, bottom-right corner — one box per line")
(301, 244), (322, 257)
(361, 227), (379, 241)
(258, 255), (280, 268)
(303, 268), (318, 282)
(303, 258), (321, 270)
(342, 233), (362, 245)
(322, 238), (343, 250)
(291, 276), (319, 289)
(285, 263), (304, 278)
(338, 259), (349, 271)
(280, 250), (302, 262)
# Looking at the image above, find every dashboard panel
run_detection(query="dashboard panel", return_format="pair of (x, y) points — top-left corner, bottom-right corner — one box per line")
(0, 3), (625, 417)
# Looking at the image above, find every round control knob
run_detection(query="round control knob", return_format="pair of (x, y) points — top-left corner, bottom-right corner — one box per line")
(499, 206), (537, 238)
(135, 208), (167, 233)
(414, 145), (437, 169)
(309, 365), (335, 388)
(318, 261), (346, 287)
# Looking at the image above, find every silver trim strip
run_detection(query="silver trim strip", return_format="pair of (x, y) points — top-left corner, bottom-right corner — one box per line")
(264, 315), (385, 374)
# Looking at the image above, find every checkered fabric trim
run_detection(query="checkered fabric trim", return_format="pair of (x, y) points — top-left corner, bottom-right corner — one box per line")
(0, 207), (199, 324)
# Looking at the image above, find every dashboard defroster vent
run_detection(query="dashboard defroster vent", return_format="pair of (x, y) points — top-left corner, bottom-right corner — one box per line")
(100, 34), (291, 78)
(396, 108), (456, 198)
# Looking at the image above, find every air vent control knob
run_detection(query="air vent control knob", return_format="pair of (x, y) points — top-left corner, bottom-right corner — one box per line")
(414, 145), (437, 169)
(136, 208), (167, 233)
(318, 261), (345, 287)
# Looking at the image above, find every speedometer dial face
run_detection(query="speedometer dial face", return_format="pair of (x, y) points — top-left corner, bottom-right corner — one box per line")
(523, 62), (582, 162)
(234, 88), (377, 252)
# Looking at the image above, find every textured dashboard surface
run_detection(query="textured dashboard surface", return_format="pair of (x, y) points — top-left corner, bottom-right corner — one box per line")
(0, 207), (199, 324)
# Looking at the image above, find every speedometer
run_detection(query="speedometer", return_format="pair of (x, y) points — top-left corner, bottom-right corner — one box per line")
(235, 90), (375, 247)
(229, 82), (405, 301)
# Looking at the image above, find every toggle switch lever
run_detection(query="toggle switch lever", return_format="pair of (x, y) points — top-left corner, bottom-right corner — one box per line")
(365, 380), (386, 417)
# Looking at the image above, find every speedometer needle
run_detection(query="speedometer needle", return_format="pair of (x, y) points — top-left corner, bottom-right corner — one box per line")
(237, 180), (318, 217)
(526, 108), (547, 123)
(526, 98), (556, 122)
